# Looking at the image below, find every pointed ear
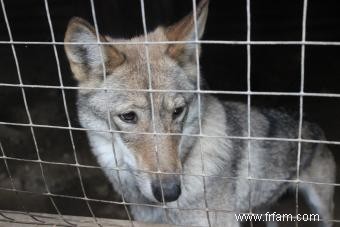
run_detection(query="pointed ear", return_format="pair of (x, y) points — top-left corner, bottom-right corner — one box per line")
(64, 17), (125, 82)
(165, 0), (209, 63)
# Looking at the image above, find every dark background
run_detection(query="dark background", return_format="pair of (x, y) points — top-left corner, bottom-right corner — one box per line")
(0, 0), (340, 226)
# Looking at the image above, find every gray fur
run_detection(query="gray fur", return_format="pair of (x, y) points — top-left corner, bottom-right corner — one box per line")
(64, 1), (336, 226)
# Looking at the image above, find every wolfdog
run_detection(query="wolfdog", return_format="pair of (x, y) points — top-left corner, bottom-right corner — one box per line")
(64, 0), (336, 226)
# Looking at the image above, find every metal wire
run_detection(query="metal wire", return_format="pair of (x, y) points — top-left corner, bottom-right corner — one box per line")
(138, 0), (172, 223)
(2, 40), (340, 46)
(0, 0), (339, 226)
(192, 0), (211, 225)
(295, 1), (309, 226)
(246, 0), (254, 226)
(89, 0), (134, 225)
(44, 0), (99, 225)
(0, 141), (45, 224)
(2, 120), (340, 146)
(0, 187), (339, 225)
(1, 154), (339, 188)
(1, 0), (74, 225)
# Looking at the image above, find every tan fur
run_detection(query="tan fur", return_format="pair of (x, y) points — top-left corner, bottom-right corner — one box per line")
(64, 17), (125, 82)
(166, 0), (209, 60)
(64, 0), (208, 88)
(132, 134), (180, 174)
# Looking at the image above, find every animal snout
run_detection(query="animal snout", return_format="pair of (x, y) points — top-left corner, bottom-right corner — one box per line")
(151, 176), (181, 203)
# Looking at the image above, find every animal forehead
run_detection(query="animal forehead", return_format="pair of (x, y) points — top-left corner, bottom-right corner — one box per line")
(109, 58), (185, 90)
(120, 42), (168, 61)
(153, 93), (186, 110)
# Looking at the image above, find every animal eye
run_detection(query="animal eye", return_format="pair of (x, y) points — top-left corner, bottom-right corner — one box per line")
(173, 106), (185, 119)
(119, 111), (138, 123)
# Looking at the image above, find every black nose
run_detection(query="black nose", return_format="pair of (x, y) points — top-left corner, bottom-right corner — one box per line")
(151, 177), (181, 202)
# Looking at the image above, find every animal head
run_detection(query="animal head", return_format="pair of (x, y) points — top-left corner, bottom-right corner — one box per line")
(64, 0), (209, 203)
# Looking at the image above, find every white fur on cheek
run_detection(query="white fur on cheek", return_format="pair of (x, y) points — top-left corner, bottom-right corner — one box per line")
(113, 135), (157, 202)
(136, 173), (159, 203)
(86, 128), (156, 202)
(113, 134), (137, 168)
(86, 131), (137, 170)
(87, 132), (117, 168)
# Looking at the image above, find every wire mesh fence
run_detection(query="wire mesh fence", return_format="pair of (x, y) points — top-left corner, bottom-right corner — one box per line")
(0, 0), (339, 226)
